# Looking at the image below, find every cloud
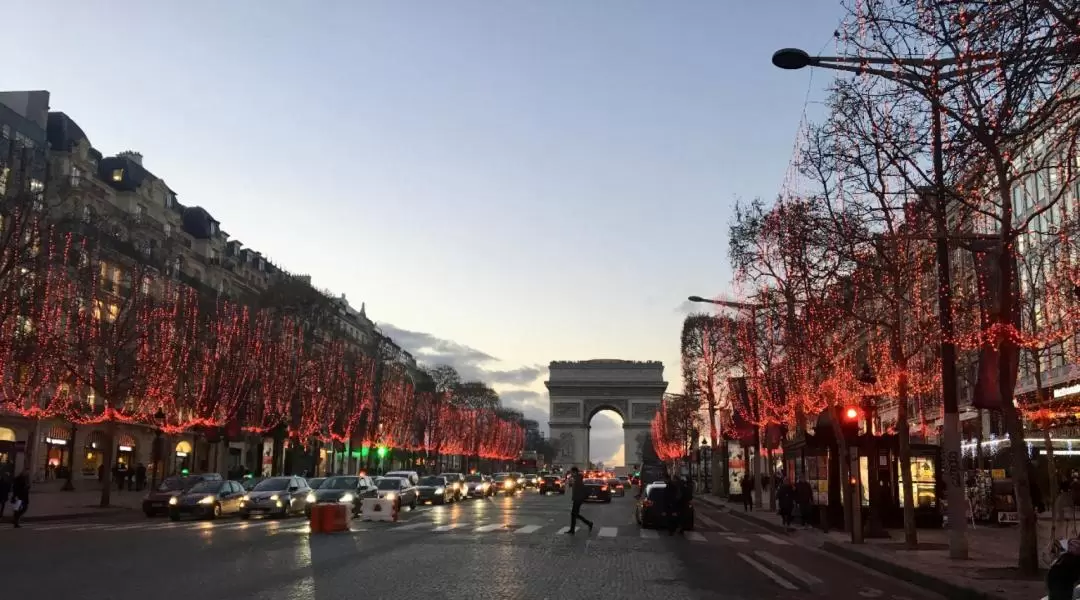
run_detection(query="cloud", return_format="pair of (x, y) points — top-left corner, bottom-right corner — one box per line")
(498, 390), (548, 426)
(378, 323), (546, 388)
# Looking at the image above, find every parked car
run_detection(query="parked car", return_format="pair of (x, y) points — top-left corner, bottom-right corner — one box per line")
(142, 473), (223, 517)
(239, 476), (311, 519)
(417, 476), (451, 505)
(607, 478), (626, 497)
(583, 478), (612, 503)
(538, 475), (565, 495)
(375, 476), (418, 511)
(168, 479), (245, 520)
(635, 482), (694, 530)
(383, 470), (419, 486)
(464, 474), (493, 498)
(438, 473), (467, 501)
(305, 475), (376, 517)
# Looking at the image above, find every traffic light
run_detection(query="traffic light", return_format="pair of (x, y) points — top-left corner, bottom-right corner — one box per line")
(844, 407), (859, 421)
(376, 445), (388, 459)
(839, 406), (861, 439)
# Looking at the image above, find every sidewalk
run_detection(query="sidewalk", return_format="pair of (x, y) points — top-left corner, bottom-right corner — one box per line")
(698, 495), (1046, 600)
(1, 480), (144, 523)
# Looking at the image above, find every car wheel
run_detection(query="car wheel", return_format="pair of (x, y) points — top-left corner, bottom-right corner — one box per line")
(212, 503), (222, 519)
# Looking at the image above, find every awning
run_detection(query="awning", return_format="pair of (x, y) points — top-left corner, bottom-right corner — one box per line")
(116, 433), (136, 448)
(46, 425), (71, 441)
(85, 430), (107, 449)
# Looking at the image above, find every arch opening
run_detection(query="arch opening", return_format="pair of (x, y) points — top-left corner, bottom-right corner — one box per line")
(588, 409), (624, 470)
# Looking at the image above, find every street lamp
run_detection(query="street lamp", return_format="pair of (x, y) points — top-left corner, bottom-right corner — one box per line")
(771, 45), (981, 559)
(151, 408), (166, 491)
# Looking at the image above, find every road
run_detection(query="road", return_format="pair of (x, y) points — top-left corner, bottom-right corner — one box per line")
(4, 488), (943, 600)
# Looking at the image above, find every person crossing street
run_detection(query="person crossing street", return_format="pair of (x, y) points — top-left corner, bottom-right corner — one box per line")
(565, 467), (593, 535)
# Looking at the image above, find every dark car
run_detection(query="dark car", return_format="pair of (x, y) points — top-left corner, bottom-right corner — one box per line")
(375, 477), (418, 511)
(305, 475), (376, 517)
(417, 476), (451, 505)
(464, 474), (493, 498)
(492, 473), (517, 495)
(607, 478), (626, 497)
(168, 480), (245, 520)
(142, 473), (223, 517)
(438, 473), (467, 501)
(239, 476), (311, 519)
(307, 477), (327, 491)
(521, 474), (540, 488)
(635, 482), (694, 530)
(241, 477), (265, 491)
(538, 475), (565, 495)
(583, 478), (612, 503)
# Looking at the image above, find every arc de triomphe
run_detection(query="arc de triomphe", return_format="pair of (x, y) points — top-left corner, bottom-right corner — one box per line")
(546, 360), (667, 470)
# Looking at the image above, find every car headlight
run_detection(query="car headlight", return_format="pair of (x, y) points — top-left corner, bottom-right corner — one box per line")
(435, 487), (445, 495)
(270, 494), (279, 502)
(199, 496), (215, 505)
(481, 482), (490, 489)
(386, 492), (397, 500)
(168, 496), (179, 506)
(306, 493), (316, 503)
(340, 493), (354, 503)
(504, 480), (513, 489)
(242, 495), (250, 502)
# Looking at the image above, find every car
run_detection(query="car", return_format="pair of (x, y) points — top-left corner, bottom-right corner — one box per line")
(538, 475), (565, 495)
(607, 478), (626, 497)
(583, 478), (612, 503)
(375, 476), (418, 511)
(464, 474), (493, 498)
(416, 476), (452, 505)
(438, 473), (467, 501)
(241, 476), (265, 491)
(142, 473), (223, 517)
(521, 474), (540, 488)
(239, 476), (311, 519)
(635, 482), (694, 530)
(306, 477), (327, 491)
(383, 470), (419, 486)
(492, 473), (517, 495)
(305, 475), (377, 517)
(168, 479), (245, 520)
(510, 472), (527, 487)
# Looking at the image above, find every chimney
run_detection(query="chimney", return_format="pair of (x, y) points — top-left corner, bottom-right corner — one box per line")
(118, 150), (143, 165)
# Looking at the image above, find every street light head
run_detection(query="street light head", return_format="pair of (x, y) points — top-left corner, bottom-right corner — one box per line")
(687, 296), (706, 303)
(772, 48), (812, 70)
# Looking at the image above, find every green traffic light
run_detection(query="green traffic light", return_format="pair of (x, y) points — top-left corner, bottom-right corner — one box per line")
(180, 468), (190, 476)
(360, 445), (370, 458)
(376, 445), (387, 458)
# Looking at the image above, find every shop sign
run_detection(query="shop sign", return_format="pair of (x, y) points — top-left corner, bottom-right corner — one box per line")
(118, 445), (133, 452)
(998, 511), (1019, 523)
(1054, 384), (1080, 400)
(45, 437), (67, 445)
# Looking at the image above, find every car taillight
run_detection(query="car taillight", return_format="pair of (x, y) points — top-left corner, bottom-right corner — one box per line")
(643, 500), (653, 507)
(600, 486), (608, 491)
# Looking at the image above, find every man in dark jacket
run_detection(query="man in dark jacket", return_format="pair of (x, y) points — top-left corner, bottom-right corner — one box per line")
(566, 467), (593, 535)
(11, 467), (30, 528)
(663, 475), (683, 535)
(0, 470), (11, 520)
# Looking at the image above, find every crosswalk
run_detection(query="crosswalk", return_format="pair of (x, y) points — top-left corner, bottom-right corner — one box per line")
(6, 517), (796, 547)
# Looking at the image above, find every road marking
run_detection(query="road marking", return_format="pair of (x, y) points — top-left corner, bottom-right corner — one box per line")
(753, 550), (822, 586)
(432, 523), (466, 532)
(71, 524), (113, 531)
(390, 522), (432, 532)
(109, 523), (155, 531)
(696, 512), (723, 529)
(759, 533), (791, 545)
(598, 527), (618, 538)
(475, 523), (506, 532)
(685, 531), (707, 542)
(716, 531), (735, 536)
(556, 526), (570, 534)
(640, 529), (659, 539)
(727, 536), (749, 543)
(32, 523), (85, 531)
(515, 525), (542, 534)
(737, 552), (798, 590)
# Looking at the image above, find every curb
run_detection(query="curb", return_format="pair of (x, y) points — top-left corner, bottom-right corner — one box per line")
(1, 507), (135, 524)
(821, 540), (1010, 600)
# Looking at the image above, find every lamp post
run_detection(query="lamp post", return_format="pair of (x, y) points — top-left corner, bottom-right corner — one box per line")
(770, 45), (1000, 559)
(689, 295), (764, 506)
(700, 437), (712, 494)
(150, 408), (165, 491)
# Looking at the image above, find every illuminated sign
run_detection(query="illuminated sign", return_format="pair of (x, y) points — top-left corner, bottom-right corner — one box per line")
(1054, 384), (1080, 399)
(118, 445), (133, 452)
(45, 438), (67, 445)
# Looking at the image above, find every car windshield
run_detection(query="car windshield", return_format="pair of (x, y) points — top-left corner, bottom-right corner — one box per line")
(307, 478), (326, 489)
(647, 485), (667, 500)
(188, 481), (224, 494)
(585, 479), (604, 485)
(386, 473), (411, 480)
(158, 477), (188, 492)
(377, 479), (403, 491)
(253, 478), (291, 491)
(465, 475), (483, 482)
(608, 479), (620, 485)
(419, 476), (445, 486)
(493, 475), (509, 481)
(543, 477), (557, 482)
(241, 478), (263, 490)
(322, 477), (358, 490)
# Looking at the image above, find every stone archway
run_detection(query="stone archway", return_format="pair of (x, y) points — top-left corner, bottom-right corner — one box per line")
(546, 360), (667, 470)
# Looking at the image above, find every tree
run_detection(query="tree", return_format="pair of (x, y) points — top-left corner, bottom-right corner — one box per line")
(681, 314), (733, 449)
(453, 381), (500, 411)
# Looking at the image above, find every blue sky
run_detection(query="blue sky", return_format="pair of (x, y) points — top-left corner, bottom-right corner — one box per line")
(7, 1), (841, 464)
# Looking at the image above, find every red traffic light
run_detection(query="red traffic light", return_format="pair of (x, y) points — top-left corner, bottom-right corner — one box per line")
(844, 407), (859, 421)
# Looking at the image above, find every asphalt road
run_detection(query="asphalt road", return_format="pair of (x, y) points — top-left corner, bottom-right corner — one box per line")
(2, 488), (944, 600)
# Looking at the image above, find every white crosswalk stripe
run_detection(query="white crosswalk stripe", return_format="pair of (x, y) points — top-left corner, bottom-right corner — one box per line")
(685, 531), (707, 542)
(474, 523), (506, 532)
(639, 529), (659, 539)
(759, 534), (791, 546)
(388, 522), (432, 532)
(432, 523), (467, 532)
(597, 527), (618, 538)
(514, 525), (542, 534)
(555, 526), (570, 534)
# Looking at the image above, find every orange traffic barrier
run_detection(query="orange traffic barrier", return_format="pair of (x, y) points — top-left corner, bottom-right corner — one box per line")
(308, 504), (324, 533)
(321, 504), (349, 532)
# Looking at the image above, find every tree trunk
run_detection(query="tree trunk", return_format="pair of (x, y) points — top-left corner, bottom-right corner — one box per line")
(98, 422), (116, 508)
(1002, 396), (1038, 574)
(893, 344), (918, 548)
(754, 426), (764, 509)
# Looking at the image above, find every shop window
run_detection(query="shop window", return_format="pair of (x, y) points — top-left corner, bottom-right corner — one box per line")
(0, 427), (15, 442)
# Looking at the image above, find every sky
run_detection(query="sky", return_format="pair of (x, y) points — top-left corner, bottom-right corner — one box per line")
(6, 1), (841, 465)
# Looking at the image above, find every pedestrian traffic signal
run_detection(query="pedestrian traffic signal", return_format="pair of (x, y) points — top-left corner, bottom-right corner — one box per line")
(376, 445), (387, 459)
(844, 406), (859, 421)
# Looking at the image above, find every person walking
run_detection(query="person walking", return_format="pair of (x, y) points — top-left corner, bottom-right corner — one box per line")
(11, 467), (30, 528)
(135, 463), (147, 492)
(565, 467), (593, 535)
(741, 475), (753, 512)
(0, 470), (11, 521)
(795, 477), (813, 528)
(777, 479), (796, 531)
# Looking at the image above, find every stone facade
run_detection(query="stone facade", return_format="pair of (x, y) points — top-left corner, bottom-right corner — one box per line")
(546, 360), (667, 470)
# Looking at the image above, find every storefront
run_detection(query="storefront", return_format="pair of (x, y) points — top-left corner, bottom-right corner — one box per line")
(82, 430), (107, 479)
(115, 434), (137, 468)
(173, 440), (192, 475)
(0, 426), (21, 474)
(43, 425), (72, 480)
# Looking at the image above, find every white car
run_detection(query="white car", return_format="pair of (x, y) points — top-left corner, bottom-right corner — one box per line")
(383, 470), (419, 486)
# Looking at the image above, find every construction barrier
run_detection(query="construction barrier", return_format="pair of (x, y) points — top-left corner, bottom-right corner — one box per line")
(360, 497), (398, 522)
(309, 503), (350, 533)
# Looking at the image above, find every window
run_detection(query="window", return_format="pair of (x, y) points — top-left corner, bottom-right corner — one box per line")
(29, 179), (44, 193)
(0, 166), (9, 196)
(111, 168), (124, 182)
(134, 204), (144, 223)
(0, 124), (9, 139)
(163, 223), (172, 237)
(70, 166), (82, 187)
(163, 192), (173, 208)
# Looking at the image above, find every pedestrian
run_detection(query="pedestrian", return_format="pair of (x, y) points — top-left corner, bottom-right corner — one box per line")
(678, 475), (694, 533)
(795, 476), (813, 527)
(565, 467), (593, 535)
(741, 475), (753, 512)
(135, 463), (147, 492)
(0, 470), (10, 520)
(663, 473), (682, 535)
(10, 467), (30, 528)
(777, 479), (796, 531)
(1047, 538), (1080, 600)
